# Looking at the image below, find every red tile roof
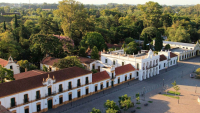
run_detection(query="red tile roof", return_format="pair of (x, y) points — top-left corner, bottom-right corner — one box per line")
(79, 57), (96, 64)
(92, 71), (110, 83)
(40, 56), (60, 66)
(0, 67), (91, 98)
(14, 70), (46, 80)
(159, 55), (167, 61)
(170, 52), (178, 58)
(0, 58), (8, 67)
(0, 104), (11, 113)
(106, 43), (122, 48)
(115, 64), (135, 76)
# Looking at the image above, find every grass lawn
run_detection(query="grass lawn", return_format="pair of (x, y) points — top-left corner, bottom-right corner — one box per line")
(148, 101), (153, 103)
(163, 94), (179, 99)
(136, 107), (141, 109)
(167, 90), (181, 95)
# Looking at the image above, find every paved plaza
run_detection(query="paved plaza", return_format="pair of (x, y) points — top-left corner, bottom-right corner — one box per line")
(45, 56), (200, 113)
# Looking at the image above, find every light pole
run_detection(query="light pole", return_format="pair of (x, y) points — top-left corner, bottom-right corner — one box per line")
(195, 85), (197, 93)
(143, 87), (145, 101)
(163, 79), (164, 87)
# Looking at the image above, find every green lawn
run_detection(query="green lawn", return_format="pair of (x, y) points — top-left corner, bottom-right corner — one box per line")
(162, 94), (179, 99)
(167, 90), (181, 95)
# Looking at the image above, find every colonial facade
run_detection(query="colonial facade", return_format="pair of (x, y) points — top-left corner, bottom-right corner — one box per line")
(0, 56), (20, 75)
(0, 64), (137, 113)
(163, 41), (200, 61)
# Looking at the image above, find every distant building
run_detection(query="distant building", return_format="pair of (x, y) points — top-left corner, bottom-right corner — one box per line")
(1, 12), (20, 16)
(0, 56), (20, 75)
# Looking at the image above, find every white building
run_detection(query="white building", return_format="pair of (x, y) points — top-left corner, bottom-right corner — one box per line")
(0, 56), (20, 75)
(100, 49), (160, 81)
(163, 41), (200, 61)
(0, 64), (137, 113)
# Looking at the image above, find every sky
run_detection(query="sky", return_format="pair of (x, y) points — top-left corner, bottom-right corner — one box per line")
(2, 0), (200, 5)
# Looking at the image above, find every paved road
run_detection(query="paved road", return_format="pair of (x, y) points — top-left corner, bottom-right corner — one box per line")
(45, 56), (200, 113)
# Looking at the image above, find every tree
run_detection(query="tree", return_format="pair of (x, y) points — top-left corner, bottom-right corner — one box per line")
(119, 94), (134, 112)
(135, 93), (140, 103)
(53, 56), (83, 69)
(0, 65), (14, 83)
(18, 60), (37, 72)
(55, 0), (91, 46)
(141, 27), (158, 41)
(171, 81), (180, 96)
(91, 46), (99, 60)
(124, 41), (140, 54)
(125, 37), (134, 44)
(104, 100), (119, 111)
(154, 31), (163, 51)
(42, 65), (48, 72)
(80, 32), (106, 51)
(143, 33), (148, 50)
(106, 108), (118, 113)
(139, 1), (162, 28)
(79, 47), (87, 57)
(90, 108), (101, 113)
(14, 14), (19, 28)
(165, 44), (171, 50)
(3, 21), (6, 31)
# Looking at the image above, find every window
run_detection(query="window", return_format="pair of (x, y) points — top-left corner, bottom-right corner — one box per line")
(105, 59), (107, 63)
(77, 79), (81, 87)
(100, 84), (103, 90)
(59, 97), (63, 104)
(24, 108), (29, 113)
(68, 94), (72, 101)
(86, 88), (89, 95)
(95, 86), (98, 92)
(11, 98), (15, 107)
(125, 76), (127, 81)
(122, 62), (124, 66)
(85, 77), (89, 84)
(106, 82), (109, 88)
(113, 61), (115, 65)
(129, 74), (132, 79)
(171, 61), (172, 65)
(92, 65), (95, 70)
(137, 72), (139, 77)
(68, 82), (72, 89)
(77, 91), (81, 98)
(49, 67), (52, 71)
(59, 84), (63, 92)
(112, 73), (114, 79)
(36, 91), (40, 100)
(48, 87), (51, 96)
(37, 104), (41, 112)
(118, 78), (120, 84)
(10, 65), (13, 69)
(24, 94), (28, 103)
(137, 63), (139, 69)
(164, 63), (165, 67)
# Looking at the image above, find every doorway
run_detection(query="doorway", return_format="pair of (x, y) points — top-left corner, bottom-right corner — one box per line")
(48, 99), (53, 109)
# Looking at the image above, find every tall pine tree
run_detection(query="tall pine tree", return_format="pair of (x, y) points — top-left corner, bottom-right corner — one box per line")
(155, 31), (163, 51)
(14, 14), (18, 28)
(3, 21), (6, 31)
(143, 33), (148, 50)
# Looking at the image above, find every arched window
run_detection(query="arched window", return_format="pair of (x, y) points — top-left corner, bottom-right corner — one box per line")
(10, 65), (13, 69)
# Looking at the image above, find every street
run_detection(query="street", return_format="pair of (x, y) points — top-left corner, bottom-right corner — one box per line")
(45, 56), (200, 113)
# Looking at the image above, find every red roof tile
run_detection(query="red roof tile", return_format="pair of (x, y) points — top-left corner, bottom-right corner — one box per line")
(40, 56), (60, 66)
(106, 43), (122, 48)
(0, 67), (92, 98)
(159, 55), (167, 61)
(170, 52), (178, 58)
(92, 71), (110, 83)
(0, 58), (8, 67)
(160, 54), (167, 61)
(0, 104), (11, 113)
(78, 57), (96, 64)
(115, 64), (135, 76)
(14, 70), (46, 80)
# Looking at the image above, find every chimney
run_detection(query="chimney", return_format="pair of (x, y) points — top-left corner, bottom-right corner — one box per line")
(25, 68), (27, 72)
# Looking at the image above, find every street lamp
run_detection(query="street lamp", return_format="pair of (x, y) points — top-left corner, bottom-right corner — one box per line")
(143, 87), (145, 101)
(195, 85), (197, 93)
(163, 79), (164, 87)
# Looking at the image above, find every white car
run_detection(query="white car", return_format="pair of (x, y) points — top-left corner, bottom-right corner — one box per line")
(190, 74), (194, 78)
